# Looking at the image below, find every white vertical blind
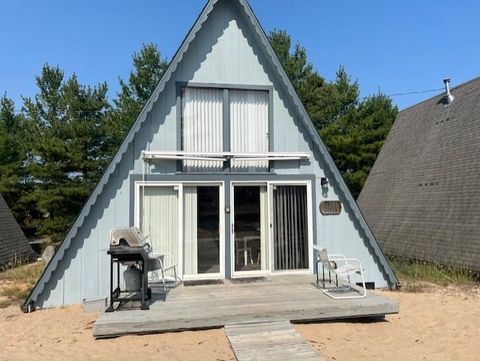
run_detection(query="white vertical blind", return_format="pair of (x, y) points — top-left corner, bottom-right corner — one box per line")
(140, 186), (179, 278)
(230, 90), (269, 169)
(183, 186), (198, 275)
(182, 88), (224, 171)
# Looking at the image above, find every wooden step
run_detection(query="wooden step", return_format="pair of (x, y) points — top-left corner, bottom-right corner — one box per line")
(225, 321), (324, 361)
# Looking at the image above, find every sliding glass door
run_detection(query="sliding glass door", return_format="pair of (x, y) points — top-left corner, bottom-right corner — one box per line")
(231, 182), (311, 277)
(137, 182), (224, 281)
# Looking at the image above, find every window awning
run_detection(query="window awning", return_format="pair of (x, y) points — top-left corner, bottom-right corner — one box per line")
(142, 151), (310, 162)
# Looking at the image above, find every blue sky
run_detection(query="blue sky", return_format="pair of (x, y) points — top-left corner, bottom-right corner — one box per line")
(1, 0), (479, 111)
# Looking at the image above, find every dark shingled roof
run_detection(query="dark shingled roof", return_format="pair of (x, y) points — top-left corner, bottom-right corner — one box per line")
(358, 77), (480, 271)
(0, 195), (37, 268)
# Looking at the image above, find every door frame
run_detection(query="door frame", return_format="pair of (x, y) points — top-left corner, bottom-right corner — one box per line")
(230, 182), (270, 278)
(268, 180), (314, 276)
(134, 181), (225, 281)
(230, 180), (313, 278)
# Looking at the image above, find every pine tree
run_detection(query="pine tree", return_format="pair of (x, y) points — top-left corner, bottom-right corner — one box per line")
(320, 94), (397, 197)
(0, 94), (34, 227)
(106, 43), (168, 156)
(269, 29), (397, 196)
(269, 29), (326, 128)
(23, 65), (110, 241)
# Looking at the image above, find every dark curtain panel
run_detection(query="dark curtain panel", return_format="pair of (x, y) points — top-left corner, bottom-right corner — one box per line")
(273, 186), (308, 270)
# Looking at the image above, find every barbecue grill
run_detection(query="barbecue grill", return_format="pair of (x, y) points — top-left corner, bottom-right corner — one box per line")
(110, 227), (148, 248)
(106, 227), (162, 312)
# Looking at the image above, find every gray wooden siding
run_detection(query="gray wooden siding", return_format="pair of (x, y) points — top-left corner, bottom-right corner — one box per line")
(35, 0), (390, 308)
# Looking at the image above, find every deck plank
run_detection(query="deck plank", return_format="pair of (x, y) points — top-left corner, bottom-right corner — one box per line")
(225, 321), (323, 361)
(93, 275), (399, 338)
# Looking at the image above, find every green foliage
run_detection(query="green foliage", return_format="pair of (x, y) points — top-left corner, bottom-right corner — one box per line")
(269, 30), (397, 196)
(22, 65), (110, 241)
(269, 30), (359, 130)
(0, 95), (22, 204)
(0, 95), (35, 228)
(320, 94), (397, 197)
(0, 43), (167, 242)
(107, 43), (168, 155)
(269, 30), (326, 122)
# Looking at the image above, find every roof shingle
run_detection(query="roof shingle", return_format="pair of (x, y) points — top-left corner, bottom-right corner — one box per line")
(0, 195), (37, 268)
(358, 77), (480, 270)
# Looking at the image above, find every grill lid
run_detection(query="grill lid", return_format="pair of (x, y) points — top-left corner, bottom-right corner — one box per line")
(110, 227), (147, 248)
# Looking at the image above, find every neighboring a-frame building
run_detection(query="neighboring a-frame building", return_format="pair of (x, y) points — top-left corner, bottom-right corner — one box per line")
(24, 0), (397, 310)
(359, 77), (480, 271)
(0, 195), (37, 268)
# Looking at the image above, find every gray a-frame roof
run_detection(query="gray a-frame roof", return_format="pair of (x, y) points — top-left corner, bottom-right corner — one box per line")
(24, 0), (398, 310)
(358, 76), (480, 270)
(0, 195), (36, 268)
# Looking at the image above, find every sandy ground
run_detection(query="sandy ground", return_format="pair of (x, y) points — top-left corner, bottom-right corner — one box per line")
(1, 284), (479, 361)
(0, 306), (235, 361)
(297, 284), (480, 361)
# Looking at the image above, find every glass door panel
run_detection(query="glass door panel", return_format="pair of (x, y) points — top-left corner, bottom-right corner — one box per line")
(183, 186), (221, 276)
(233, 185), (269, 273)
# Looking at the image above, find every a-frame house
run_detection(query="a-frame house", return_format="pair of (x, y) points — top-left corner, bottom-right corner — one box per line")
(359, 77), (480, 271)
(24, 0), (397, 310)
(0, 195), (36, 268)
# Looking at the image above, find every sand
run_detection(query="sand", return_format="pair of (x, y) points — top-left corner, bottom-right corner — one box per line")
(0, 306), (235, 361)
(297, 284), (480, 361)
(1, 284), (479, 361)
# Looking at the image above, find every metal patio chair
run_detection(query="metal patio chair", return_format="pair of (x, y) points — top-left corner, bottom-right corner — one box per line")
(314, 245), (367, 299)
(148, 252), (181, 293)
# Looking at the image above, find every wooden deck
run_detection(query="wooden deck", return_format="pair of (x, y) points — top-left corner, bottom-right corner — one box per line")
(225, 321), (324, 361)
(93, 275), (399, 339)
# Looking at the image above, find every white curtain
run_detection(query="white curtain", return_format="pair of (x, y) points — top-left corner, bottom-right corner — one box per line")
(260, 186), (269, 271)
(182, 87), (224, 171)
(140, 186), (179, 277)
(230, 90), (269, 169)
(183, 186), (198, 275)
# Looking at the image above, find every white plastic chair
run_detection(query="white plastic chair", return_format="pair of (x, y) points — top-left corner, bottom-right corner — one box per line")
(314, 245), (367, 299)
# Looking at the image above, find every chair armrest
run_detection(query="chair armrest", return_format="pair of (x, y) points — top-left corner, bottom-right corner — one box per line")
(162, 264), (177, 272)
(312, 245), (323, 252)
(149, 252), (178, 267)
(328, 254), (347, 259)
(149, 252), (163, 259)
(342, 258), (364, 272)
(328, 254), (347, 265)
(328, 256), (365, 273)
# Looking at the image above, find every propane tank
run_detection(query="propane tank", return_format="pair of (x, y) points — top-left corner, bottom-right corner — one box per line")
(123, 266), (142, 292)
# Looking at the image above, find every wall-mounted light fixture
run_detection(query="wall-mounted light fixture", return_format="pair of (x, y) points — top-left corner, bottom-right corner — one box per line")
(321, 177), (329, 189)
